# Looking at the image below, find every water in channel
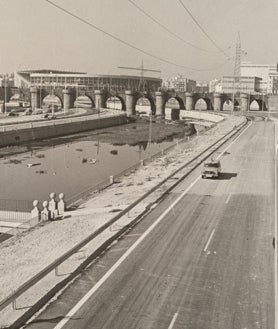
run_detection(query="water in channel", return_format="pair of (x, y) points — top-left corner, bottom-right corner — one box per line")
(0, 136), (176, 205)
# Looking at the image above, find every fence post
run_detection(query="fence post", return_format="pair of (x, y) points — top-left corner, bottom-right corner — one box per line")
(49, 192), (58, 220)
(31, 200), (40, 221)
(12, 291), (17, 310)
(58, 193), (66, 216)
(110, 176), (114, 184)
(41, 201), (50, 221)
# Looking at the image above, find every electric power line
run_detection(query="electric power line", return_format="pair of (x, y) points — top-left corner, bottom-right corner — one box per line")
(44, 0), (230, 72)
(128, 0), (222, 53)
(178, 0), (231, 59)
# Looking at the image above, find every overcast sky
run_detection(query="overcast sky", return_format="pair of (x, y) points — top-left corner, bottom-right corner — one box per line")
(1, 0), (278, 81)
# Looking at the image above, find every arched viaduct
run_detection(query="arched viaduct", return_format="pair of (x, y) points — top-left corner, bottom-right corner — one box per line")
(27, 87), (270, 116)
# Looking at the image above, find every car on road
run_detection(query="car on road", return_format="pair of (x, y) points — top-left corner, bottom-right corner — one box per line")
(24, 108), (32, 115)
(48, 115), (57, 120)
(34, 108), (43, 115)
(7, 111), (19, 116)
(201, 158), (221, 179)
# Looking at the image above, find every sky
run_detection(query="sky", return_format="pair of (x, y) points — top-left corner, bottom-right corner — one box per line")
(0, 0), (278, 81)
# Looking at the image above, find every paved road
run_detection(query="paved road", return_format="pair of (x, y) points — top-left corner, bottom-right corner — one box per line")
(25, 119), (275, 329)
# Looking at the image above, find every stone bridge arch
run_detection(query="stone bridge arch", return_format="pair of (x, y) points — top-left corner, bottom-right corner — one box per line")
(221, 94), (240, 111)
(165, 95), (185, 110)
(73, 89), (95, 109)
(0, 87), (17, 105)
(106, 94), (125, 111)
(135, 93), (156, 115)
(249, 96), (267, 111)
(194, 95), (213, 111)
(40, 89), (63, 110)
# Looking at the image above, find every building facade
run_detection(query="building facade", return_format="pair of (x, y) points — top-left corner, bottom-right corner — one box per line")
(209, 79), (222, 93)
(0, 74), (14, 88)
(162, 75), (196, 92)
(14, 70), (162, 92)
(196, 81), (209, 93)
(222, 76), (262, 94)
(240, 62), (278, 94)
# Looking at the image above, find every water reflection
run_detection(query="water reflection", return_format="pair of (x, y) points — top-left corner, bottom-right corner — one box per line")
(0, 137), (175, 202)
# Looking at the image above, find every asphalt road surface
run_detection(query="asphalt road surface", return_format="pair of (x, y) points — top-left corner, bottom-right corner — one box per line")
(24, 118), (275, 329)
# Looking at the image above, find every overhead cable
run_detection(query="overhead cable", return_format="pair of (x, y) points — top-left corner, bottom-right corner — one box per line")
(128, 0), (220, 53)
(44, 0), (229, 72)
(178, 0), (231, 59)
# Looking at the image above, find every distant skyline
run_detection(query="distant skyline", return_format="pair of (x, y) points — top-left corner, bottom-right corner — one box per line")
(1, 0), (278, 81)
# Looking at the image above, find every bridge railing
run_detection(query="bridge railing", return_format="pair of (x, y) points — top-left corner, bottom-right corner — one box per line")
(0, 199), (33, 213)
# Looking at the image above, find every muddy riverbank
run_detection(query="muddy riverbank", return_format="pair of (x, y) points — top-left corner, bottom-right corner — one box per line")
(0, 117), (198, 158)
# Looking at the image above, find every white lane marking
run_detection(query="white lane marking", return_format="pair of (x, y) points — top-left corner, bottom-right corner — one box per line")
(53, 122), (252, 329)
(168, 312), (178, 329)
(109, 248), (128, 253)
(225, 194), (232, 204)
(216, 121), (252, 160)
(274, 123), (278, 329)
(204, 229), (215, 252)
(53, 175), (201, 329)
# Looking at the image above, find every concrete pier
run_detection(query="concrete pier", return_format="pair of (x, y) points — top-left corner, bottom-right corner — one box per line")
(125, 91), (136, 116)
(213, 93), (223, 111)
(30, 87), (39, 111)
(155, 91), (165, 117)
(185, 92), (194, 111)
(94, 90), (106, 109)
(240, 93), (248, 112)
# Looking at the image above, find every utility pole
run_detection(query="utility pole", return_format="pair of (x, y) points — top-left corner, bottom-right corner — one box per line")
(118, 61), (161, 93)
(75, 78), (80, 114)
(4, 74), (7, 115)
(40, 76), (42, 109)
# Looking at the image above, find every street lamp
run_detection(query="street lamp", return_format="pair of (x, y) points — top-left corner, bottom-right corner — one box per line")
(75, 79), (80, 113)
(51, 82), (55, 116)
(4, 74), (7, 115)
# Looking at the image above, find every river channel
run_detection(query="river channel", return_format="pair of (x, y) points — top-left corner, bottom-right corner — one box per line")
(0, 134), (177, 206)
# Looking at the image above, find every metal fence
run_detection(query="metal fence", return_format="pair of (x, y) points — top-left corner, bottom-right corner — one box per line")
(0, 199), (33, 213)
(0, 210), (30, 223)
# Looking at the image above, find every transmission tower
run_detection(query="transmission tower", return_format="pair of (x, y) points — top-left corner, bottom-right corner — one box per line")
(231, 33), (244, 111)
(234, 32), (241, 78)
(233, 32), (242, 96)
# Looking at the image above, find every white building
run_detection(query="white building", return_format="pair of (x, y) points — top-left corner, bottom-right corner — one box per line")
(162, 75), (196, 92)
(240, 62), (278, 94)
(209, 79), (222, 93)
(222, 76), (262, 94)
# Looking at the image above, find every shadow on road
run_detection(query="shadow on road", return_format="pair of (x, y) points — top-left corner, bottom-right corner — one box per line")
(27, 315), (81, 324)
(0, 232), (13, 243)
(218, 172), (237, 180)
